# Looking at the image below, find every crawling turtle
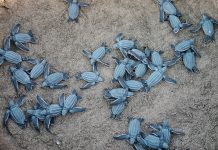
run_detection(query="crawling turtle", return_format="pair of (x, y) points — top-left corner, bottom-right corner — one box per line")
(35, 95), (85, 131)
(110, 102), (126, 119)
(112, 57), (135, 82)
(28, 59), (47, 79)
(168, 15), (191, 33)
(75, 65), (103, 89)
(42, 64), (69, 89)
(158, 0), (182, 22)
(149, 120), (184, 145)
(144, 66), (177, 92)
(59, 89), (84, 116)
(66, 0), (89, 22)
(137, 134), (169, 149)
(191, 14), (218, 44)
(113, 33), (136, 57)
(82, 42), (110, 70)
(171, 39), (201, 58)
(114, 117), (144, 144)
(182, 50), (199, 73)
(10, 23), (36, 51)
(3, 95), (27, 135)
(104, 88), (133, 100)
(9, 65), (35, 94)
(120, 80), (146, 92)
(128, 48), (150, 65)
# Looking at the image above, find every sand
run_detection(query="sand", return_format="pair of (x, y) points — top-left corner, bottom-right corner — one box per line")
(0, 0), (217, 149)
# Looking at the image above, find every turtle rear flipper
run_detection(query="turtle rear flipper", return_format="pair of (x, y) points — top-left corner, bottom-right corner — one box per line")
(113, 134), (129, 140)
(15, 42), (30, 51)
(28, 30), (36, 43)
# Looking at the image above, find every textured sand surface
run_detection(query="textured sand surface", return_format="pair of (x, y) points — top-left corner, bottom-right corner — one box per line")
(0, 0), (217, 149)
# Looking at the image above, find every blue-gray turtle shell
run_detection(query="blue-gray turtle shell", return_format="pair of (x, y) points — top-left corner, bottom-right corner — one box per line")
(115, 40), (135, 49)
(151, 51), (163, 67)
(128, 118), (142, 144)
(134, 63), (147, 78)
(125, 80), (144, 91)
(68, 3), (79, 20)
(13, 33), (32, 43)
(144, 135), (168, 149)
(183, 51), (196, 70)
(81, 72), (99, 82)
(169, 15), (181, 30)
(45, 72), (66, 84)
(3, 51), (22, 64)
(92, 47), (107, 60)
(105, 88), (133, 99)
(111, 103), (125, 118)
(113, 63), (126, 80)
(64, 93), (79, 109)
(14, 69), (31, 84)
(202, 20), (214, 36)
(162, 1), (177, 15)
(146, 68), (166, 87)
(175, 39), (194, 52)
(9, 104), (26, 126)
(40, 104), (62, 117)
(30, 63), (45, 79)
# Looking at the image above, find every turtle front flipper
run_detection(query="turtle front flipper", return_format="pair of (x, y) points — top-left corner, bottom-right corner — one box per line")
(15, 42), (30, 51)
(159, 4), (164, 22)
(11, 76), (19, 94)
(69, 107), (86, 113)
(80, 82), (95, 89)
(11, 23), (21, 36)
(163, 74), (177, 84)
(113, 134), (129, 140)
(190, 22), (202, 32)
(3, 110), (12, 135)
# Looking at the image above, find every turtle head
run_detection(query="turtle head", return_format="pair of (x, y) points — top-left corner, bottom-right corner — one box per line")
(9, 66), (16, 73)
(202, 14), (209, 20)
(162, 142), (169, 149)
(90, 59), (95, 65)
(162, 120), (169, 128)
(98, 76), (103, 82)
(62, 109), (68, 116)
(41, 81), (47, 87)
(130, 137), (135, 145)
(113, 43), (118, 49)
(173, 28), (180, 34)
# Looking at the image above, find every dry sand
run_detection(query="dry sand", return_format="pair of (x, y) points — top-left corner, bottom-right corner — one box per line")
(0, 0), (217, 149)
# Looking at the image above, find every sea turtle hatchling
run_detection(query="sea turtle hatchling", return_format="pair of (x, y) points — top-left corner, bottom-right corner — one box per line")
(66, 0), (89, 22)
(104, 88), (133, 100)
(137, 134), (169, 149)
(42, 64), (69, 89)
(182, 50), (199, 73)
(3, 95), (27, 135)
(191, 14), (218, 44)
(149, 120), (184, 145)
(144, 66), (177, 92)
(113, 33), (136, 57)
(75, 65), (103, 89)
(58, 89), (84, 116)
(171, 38), (201, 58)
(127, 48), (150, 65)
(82, 42), (110, 70)
(110, 102), (126, 119)
(9, 65), (35, 94)
(168, 14), (191, 33)
(133, 62), (147, 78)
(158, 0), (182, 22)
(10, 23), (36, 51)
(28, 59), (47, 79)
(114, 117), (144, 144)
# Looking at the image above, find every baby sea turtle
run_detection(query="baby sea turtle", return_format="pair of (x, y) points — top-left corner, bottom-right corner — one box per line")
(82, 42), (110, 69)
(113, 33), (136, 57)
(10, 23), (36, 51)
(29, 59), (47, 79)
(10, 65), (35, 94)
(59, 89), (85, 116)
(182, 50), (199, 73)
(133, 63), (147, 78)
(120, 80), (146, 92)
(111, 102), (126, 119)
(144, 67), (176, 92)
(128, 48), (150, 65)
(3, 95), (27, 135)
(149, 120), (184, 145)
(112, 57), (134, 82)
(191, 14), (218, 44)
(42, 64), (69, 89)
(66, 0), (89, 22)
(158, 0), (181, 22)
(171, 39), (201, 58)
(168, 15), (191, 33)
(114, 117), (144, 144)
(75, 65), (103, 89)
(104, 88), (133, 100)
(137, 134), (169, 149)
